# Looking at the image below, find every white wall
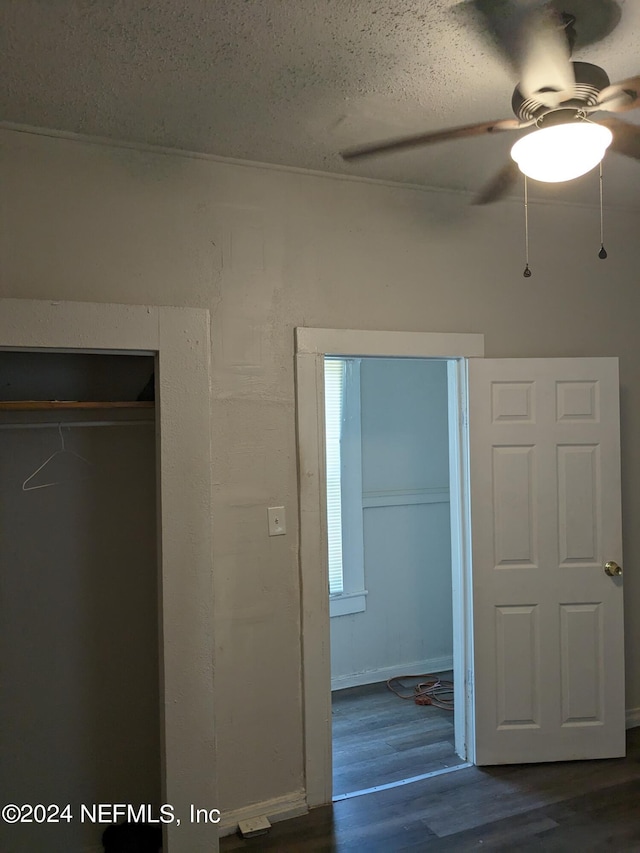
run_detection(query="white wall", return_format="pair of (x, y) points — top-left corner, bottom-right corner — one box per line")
(330, 358), (453, 687)
(2, 127), (640, 819)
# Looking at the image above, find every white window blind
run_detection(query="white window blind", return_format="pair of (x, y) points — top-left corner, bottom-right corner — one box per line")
(324, 358), (344, 595)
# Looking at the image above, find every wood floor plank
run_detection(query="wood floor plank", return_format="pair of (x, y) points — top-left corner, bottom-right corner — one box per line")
(424, 812), (561, 851)
(333, 720), (454, 756)
(332, 736), (397, 763)
(385, 721), (455, 752)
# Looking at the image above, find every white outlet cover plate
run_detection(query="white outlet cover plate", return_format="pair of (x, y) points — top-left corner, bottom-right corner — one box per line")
(267, 506), (286, 536)
(238, 814), (271, 837)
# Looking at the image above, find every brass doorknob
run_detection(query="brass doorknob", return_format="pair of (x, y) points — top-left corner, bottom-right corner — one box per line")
(605, 561), (622, 577)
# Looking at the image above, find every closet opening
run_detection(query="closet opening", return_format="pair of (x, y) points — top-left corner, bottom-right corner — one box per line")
(0, 349), (161, 853)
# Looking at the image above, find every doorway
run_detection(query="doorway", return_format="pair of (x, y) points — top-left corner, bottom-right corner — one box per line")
(295, 327), (484, 807)
(325, 356), (458, 797)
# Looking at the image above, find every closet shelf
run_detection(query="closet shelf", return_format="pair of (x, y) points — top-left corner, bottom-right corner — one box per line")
(0, 401), (154, 411)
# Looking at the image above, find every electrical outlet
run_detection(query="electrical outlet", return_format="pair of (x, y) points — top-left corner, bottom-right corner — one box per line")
(267, 506), (286, 536)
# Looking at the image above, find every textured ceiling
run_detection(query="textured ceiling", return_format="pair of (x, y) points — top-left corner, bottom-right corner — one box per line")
(1, 0), (639, 206)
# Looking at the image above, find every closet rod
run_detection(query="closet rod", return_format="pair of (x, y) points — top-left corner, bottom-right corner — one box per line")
(0, 420), (155, 430)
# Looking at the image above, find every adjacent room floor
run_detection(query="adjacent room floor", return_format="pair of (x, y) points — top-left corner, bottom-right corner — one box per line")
(332, 675), (458, 797)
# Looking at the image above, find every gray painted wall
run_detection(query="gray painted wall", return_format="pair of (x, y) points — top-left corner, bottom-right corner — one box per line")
(0, 360), (159, 853)
(2, 127), (640, 819)
(330, 358), (453, 687)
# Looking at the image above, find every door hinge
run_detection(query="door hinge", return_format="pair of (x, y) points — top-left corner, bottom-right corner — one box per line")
(466, 668), (474, 697)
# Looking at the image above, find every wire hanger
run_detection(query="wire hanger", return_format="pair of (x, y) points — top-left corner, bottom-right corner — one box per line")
(22, 424), (92, 492)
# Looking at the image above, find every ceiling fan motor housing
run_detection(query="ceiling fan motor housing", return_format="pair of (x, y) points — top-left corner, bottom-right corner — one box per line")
(512, 61), (611, 121)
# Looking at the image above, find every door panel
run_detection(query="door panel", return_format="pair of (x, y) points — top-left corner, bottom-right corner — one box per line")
(469, 358), (624, 764)
(495, 604), (539, 728)
(492, 445), (536, 566)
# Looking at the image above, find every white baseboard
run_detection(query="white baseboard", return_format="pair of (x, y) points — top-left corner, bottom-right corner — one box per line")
(331, 656), (454, 691)
(626, 707), (640, 729)
(218, 790), (308, 838)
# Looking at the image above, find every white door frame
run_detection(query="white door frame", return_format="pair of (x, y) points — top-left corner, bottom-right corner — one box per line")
(0, 299), (217, 853)
(295, 327), (484, 807)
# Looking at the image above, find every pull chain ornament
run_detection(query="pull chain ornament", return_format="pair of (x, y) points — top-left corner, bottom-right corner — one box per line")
(523, 175), (532, 277)
(598, 161), (607, 259)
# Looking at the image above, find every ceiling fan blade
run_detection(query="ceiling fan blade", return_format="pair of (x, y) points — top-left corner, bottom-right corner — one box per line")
(597, 117), (640, 160)
(474, 160), (521, 204)
(519, 5), (575, 100)
(467, 1), (575, 102)
(548, 0), (621, 51)
(341, 119), (522, 161)
(596, 76), (640, 112)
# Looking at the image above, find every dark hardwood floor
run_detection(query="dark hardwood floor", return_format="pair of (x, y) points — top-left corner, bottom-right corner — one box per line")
(332, 677), (458, 796)
(220, 728), (640, 851)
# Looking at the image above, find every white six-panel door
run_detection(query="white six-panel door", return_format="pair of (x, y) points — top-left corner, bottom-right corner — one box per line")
(468, 358), (625, 764)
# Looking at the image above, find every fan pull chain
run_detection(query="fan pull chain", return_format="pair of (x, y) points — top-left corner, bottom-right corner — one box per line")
(598, 161), (607, 259)
(523, 175), (532, 277)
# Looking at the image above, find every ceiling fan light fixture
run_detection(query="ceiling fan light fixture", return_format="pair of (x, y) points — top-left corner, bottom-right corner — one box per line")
(510, 122), (613, 182)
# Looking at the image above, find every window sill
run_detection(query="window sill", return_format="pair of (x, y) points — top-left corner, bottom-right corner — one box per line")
(330, 590), (368, 618)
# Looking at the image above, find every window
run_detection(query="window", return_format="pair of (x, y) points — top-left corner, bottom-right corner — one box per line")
(324, 358), (345, 595)
(324, 357), (366, 617)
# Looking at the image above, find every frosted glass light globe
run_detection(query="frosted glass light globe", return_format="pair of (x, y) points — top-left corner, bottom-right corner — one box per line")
(511, 122), (613, 182)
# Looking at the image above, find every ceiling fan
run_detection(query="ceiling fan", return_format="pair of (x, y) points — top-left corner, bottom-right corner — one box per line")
(340, 1), (640, 204)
